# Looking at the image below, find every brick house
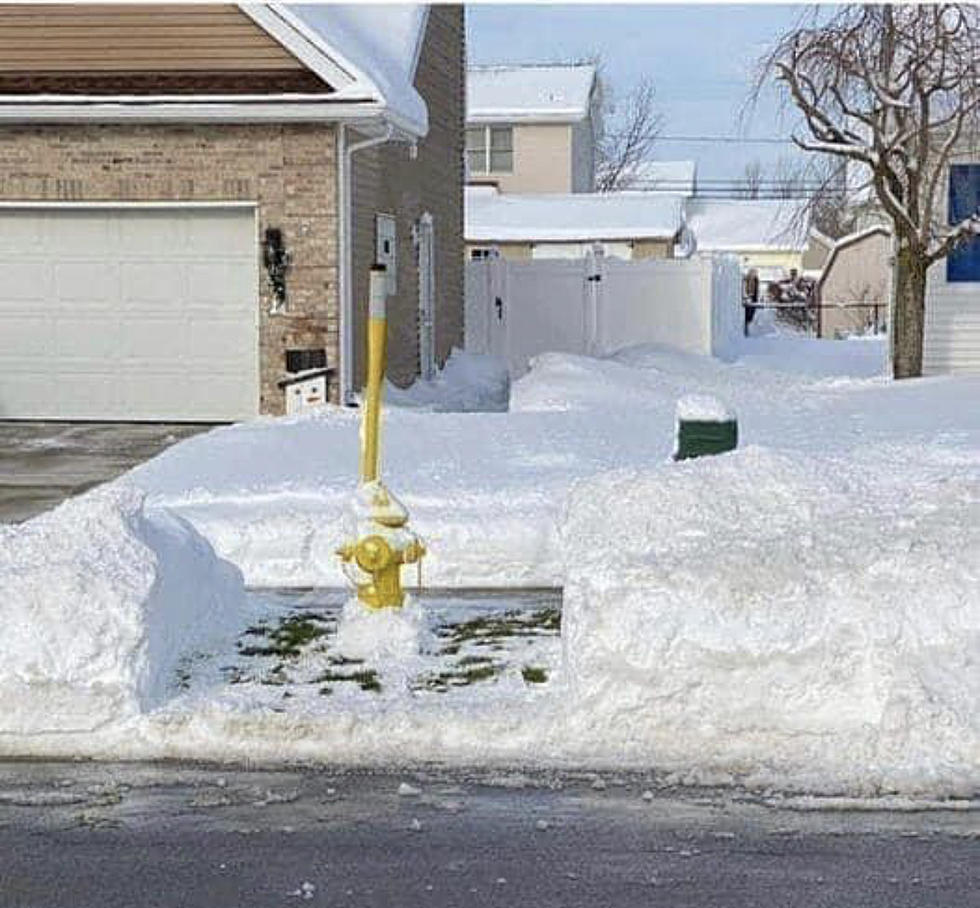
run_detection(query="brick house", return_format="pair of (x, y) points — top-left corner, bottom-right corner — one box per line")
(0, 3), (464, 420)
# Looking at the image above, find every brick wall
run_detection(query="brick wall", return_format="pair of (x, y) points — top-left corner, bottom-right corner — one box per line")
(0, 122), (338, 414)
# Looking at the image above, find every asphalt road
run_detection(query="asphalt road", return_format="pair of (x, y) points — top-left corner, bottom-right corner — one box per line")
(0, 422), (210, 522)
(0, 761), (976, 908)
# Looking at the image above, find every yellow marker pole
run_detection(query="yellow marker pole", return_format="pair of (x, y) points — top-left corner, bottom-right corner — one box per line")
(338, 263), (425, 610)
(360, 265), (388, 484)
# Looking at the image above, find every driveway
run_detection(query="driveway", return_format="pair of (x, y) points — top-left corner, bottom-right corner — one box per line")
(0, 422), (211, 523)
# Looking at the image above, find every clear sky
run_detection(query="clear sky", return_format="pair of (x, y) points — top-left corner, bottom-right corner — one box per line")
(465, 3), (818, 183)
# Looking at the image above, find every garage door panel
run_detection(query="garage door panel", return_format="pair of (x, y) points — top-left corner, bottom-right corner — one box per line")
(0, 215), (44, 251)
(120, 261), (188, 306)
(0, 207), (259, 421)
(0, 262), (50, 302)
(119, 215), (185, 255)
(186, 261), (255, 304)
(118, 317), (188, 360)
(185, 211), (255, 253)
(53, 317), (118, 359)
(0, 316), (49, 356)
(47, 214), (116, 255)
(54, 262), (118, 304)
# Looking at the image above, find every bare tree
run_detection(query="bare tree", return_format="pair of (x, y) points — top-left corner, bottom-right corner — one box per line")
(594, 74), (664, 192)
(759, 4), (980, 378)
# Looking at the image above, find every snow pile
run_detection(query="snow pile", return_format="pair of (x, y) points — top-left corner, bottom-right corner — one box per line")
(333, 596), (432, 663)
(560, 445), (980, 794)
(676, 393), (735, 422)
(0, 487), (246, 735)
(386, 348), (509, 412)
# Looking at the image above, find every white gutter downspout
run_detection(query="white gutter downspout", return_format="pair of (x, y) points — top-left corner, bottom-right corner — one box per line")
(337, 122), (395, 405)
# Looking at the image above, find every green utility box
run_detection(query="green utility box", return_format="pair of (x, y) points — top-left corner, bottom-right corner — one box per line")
(674, 395), (738, 461)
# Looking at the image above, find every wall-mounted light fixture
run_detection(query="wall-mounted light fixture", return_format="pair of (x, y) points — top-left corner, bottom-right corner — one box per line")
(262, 227), (293, 314)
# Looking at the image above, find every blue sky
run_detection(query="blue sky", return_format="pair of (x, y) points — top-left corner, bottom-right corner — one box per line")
(465, 4), (818, 182)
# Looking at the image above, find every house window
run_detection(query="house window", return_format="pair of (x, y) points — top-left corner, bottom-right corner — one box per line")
(466, 126), (513, 175)
(469, 247), (495, 260)
(947, 164), (980, 282)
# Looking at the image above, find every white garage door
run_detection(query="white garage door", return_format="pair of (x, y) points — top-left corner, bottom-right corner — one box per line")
(0, 205), (259, 421)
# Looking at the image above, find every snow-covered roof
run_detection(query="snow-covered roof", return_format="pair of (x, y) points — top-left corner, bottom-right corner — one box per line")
(252, 4), (430, 135)
(685, 199), (809, 252)
(467, 64), (596, 124)
(466, 187), (684, 243)
(622, 161), (697, 195)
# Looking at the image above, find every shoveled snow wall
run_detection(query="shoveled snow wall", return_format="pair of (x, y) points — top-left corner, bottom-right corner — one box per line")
(560, 446), (980, 795)
(0, 487), (246, 736)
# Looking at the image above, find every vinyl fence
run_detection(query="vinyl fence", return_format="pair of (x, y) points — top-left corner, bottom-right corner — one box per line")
(465, 252), (742, 377)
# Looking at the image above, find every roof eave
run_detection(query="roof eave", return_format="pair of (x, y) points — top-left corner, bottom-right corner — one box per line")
(467, 110), (589, 125)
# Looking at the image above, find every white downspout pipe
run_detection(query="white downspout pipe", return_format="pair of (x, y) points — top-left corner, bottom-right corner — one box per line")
(338, 122), (395, 405)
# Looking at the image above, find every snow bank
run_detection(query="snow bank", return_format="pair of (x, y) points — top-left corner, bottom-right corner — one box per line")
(560, 446), (980, 794)
(676, 393), (735, 422)
(386, 348), (509, 412)
(0, 487), (246, 735)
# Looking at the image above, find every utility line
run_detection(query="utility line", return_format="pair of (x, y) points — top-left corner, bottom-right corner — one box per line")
(655, 135), (797, 144)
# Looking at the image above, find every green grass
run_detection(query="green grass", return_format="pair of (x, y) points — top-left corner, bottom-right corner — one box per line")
(436, 606), (561, 653)
(237, 613), (332, 659)
(521, 666), (548, 684)
(315, 668), (382, 693)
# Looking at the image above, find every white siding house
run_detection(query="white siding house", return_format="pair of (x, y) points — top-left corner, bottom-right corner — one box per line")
(924, 154), (980, 374)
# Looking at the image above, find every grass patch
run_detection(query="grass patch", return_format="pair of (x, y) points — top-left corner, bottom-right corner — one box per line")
(437, 606), (561, 653)
(238, 613), (331, 659)
(522, 666), (548, 684)
(416, 661), (502, 692)
(315, 668), (382, 693)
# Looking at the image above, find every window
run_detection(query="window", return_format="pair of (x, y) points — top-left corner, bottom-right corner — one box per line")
(947, 164), (980, 282)
(466, 126), (513, 175)
(469, 247), (496, 260)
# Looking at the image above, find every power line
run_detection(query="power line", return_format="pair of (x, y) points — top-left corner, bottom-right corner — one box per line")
(655, 135), (797, 145)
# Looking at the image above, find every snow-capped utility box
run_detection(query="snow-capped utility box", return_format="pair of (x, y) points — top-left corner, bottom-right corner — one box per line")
(674, 394), (737, 460)
(278, 368), (334, 415)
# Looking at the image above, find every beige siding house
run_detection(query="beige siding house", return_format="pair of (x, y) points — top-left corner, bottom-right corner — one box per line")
(465, 64), (597, 194)
(0, 3), (464, 420)
(816, 227), (892, 339)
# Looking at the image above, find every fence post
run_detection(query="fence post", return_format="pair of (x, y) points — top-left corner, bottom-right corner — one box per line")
(585, 244), (604, 356)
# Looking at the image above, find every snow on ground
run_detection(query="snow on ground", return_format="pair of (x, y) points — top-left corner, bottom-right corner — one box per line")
(1, 332), (978, 795)
(385, 348), (510, 412)
(0, 486), (247, 735)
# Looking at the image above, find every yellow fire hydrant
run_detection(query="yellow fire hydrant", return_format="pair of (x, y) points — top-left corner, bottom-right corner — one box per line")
(336, 265), (425, 609)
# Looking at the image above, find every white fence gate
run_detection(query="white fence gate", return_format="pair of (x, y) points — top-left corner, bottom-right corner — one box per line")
(465, 252), (741, 377)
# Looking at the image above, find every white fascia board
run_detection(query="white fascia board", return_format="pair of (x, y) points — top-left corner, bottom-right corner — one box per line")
(0, 100), (390, 125)
(409, 6), (431, 82)
(467, 110), (588, 125)
(697, 244), (806, 253)
(238, 4), (425, 138)
(467, 230), (678, 242)
(0, 200), (257, 209)
(238, 4), (358, 91)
